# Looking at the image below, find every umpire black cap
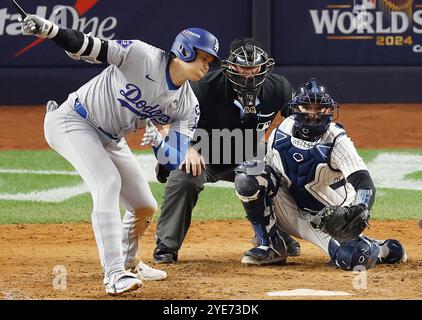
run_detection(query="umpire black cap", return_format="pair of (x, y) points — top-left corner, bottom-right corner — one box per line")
(228, 37), (266, 55)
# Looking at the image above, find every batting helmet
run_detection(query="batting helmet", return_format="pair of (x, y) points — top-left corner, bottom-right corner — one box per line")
(287, 78), (339, 142)
(170, 28), (220, 63)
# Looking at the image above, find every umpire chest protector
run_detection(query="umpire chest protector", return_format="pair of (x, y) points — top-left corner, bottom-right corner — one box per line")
(271, 117), (345, 212)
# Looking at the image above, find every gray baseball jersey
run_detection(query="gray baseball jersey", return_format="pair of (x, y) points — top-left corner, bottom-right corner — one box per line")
(67, 39), (199, 139)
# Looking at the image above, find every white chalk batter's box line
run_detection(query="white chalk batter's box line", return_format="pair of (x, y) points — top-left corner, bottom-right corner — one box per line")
(0, 152), (421, 202)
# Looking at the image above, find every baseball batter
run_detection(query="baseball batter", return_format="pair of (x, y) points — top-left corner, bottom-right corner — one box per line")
(235, 78), (408, 270)
(20, 14), (219, 295)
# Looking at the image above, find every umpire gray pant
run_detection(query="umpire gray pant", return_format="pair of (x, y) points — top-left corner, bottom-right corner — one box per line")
(155, 164), (237, 251)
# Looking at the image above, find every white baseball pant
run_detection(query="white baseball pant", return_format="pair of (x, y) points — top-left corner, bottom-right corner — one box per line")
(44, 101), (157, 277)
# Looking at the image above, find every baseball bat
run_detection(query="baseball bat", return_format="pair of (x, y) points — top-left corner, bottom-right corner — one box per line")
(10, 0), (41, 32)
(10, 0), (27, 19)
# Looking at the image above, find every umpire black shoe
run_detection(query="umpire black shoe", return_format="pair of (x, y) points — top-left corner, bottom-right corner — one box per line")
(153, 245), (178, 264)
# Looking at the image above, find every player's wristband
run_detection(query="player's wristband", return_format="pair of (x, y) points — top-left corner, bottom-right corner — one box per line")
(353, 189), (373, 208)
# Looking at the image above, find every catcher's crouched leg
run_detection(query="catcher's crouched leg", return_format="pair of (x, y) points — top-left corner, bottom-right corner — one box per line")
(234, 162), (287, 266)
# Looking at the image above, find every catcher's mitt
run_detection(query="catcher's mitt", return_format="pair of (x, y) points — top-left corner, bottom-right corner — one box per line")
(311, 204), (370, 241)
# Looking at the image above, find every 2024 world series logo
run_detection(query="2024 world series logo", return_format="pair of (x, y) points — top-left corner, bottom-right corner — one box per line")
(309, 0), (422, 53)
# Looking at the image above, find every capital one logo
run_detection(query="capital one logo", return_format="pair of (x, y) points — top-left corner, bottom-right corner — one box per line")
(0, 0), (118, 57)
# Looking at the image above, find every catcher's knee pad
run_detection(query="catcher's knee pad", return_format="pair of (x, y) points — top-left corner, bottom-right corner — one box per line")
(234, 160), (270, 203)
(235, 173), (262, 202)
(328, 236), (379, 271)
(134, 206), (157, 236)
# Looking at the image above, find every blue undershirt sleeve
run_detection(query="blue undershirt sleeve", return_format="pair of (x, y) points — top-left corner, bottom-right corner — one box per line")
(152, 129), (190, 171)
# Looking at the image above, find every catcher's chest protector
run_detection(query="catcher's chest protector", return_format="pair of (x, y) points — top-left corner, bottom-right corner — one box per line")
(272, 129), (335, 212)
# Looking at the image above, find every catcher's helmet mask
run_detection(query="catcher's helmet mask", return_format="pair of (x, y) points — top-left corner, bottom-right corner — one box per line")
(221, 38), (275, 121)
(287, 78), (339, 142)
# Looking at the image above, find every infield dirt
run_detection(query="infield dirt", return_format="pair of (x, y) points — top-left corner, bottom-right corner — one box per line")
(0, 104), (421, 299)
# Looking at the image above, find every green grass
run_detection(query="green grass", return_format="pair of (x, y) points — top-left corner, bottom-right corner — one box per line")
(372, 188), (422, 220)
(405, 171), (422, 180)
(0, 173), (82, 193)
(0, 150), (75, 171)
(0, 183), (245, 224)
(358, 148), (422, 163)
(0, 149), (422, 224)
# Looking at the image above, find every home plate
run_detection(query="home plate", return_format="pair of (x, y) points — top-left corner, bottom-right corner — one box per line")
(267, 289), (351, 297)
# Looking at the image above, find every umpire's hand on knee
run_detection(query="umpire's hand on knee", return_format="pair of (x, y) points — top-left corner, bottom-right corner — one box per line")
(180, 146), (205, 176)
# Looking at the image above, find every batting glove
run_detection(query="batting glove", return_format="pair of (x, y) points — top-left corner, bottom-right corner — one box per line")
(46, 100), (59, 112)
(141, 119), (163, 147)
(21, 15), (59, 39)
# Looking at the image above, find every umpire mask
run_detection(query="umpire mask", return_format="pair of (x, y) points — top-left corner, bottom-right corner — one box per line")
(222, 38), (275, 123)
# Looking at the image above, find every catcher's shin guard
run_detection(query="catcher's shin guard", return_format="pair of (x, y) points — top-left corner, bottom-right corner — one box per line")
(235, 160), (279, 248)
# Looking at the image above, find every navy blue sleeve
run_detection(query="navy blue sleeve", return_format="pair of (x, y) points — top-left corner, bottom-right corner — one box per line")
(52, 28), (109, 62)
(152, 130), (190, 171)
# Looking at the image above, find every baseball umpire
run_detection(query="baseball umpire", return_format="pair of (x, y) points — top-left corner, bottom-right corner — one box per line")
(20, 14), (220, 294)
(153, 38), (301, 264)
(234, 78), (407, 269)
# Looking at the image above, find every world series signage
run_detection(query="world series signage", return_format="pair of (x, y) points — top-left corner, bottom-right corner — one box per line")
(273, 0), (422, 65)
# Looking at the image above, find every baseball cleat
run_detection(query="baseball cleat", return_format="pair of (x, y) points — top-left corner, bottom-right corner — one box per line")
(241, 245), (287, 266)
(153, 245), (178, 264)
(104, 270), (142, 296)
(377, 239), (408, 264)
(128, 262), (167, 281)
(252, 232), (301, 257)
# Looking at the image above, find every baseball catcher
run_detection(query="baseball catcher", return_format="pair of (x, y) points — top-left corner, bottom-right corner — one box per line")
(234, 78), (407, 270)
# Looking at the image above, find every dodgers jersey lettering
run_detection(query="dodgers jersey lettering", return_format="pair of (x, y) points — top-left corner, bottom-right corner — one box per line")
(266, 117), (368, 212)
(68, 40), (199, 139)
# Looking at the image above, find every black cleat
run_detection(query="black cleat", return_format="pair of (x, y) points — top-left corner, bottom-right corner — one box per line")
(241, 245), (287, 266)
(153, 245), (178, 264)
(277, 229), (301, 256)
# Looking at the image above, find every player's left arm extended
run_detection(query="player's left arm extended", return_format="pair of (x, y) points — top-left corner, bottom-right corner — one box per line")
(20, 14), (108, 64)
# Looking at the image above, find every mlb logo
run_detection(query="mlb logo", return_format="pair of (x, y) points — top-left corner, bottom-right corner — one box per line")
(214, 39), (219, 53)
(353, 0), (376, 10)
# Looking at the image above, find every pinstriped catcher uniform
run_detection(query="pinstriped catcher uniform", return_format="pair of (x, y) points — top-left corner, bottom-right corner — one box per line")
(266, 117), (367, 254)
(235, 78), (407, 270)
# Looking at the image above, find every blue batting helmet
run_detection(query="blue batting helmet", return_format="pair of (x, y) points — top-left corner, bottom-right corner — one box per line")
(170, 28), (220, 63)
